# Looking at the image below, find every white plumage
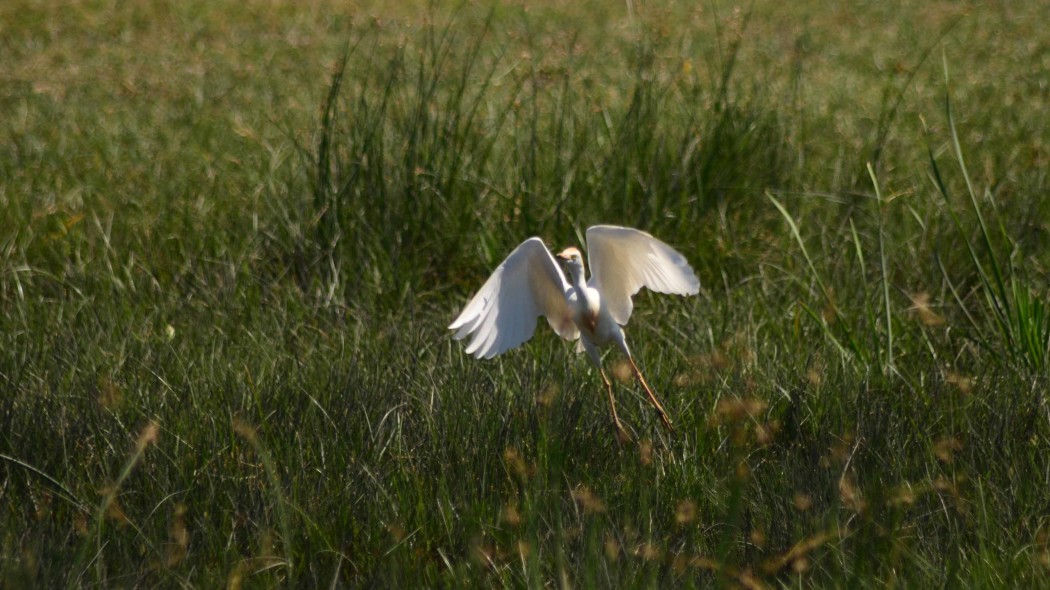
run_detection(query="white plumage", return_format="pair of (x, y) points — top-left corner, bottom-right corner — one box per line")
(449, 225), (700, 438)
(586, 226), (701, 325)
(448, 238), (578, 359)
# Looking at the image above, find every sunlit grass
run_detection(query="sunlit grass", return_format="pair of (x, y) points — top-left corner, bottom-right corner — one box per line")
(2, 0), (1049, 587)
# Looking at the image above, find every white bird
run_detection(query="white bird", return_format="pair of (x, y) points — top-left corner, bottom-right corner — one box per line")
(449, 225), (700, 439)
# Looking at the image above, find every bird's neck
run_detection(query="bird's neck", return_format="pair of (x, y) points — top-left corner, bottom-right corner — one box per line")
(568, 266), (588, 291)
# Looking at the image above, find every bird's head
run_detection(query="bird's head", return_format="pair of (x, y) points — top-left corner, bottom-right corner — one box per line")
(555, 247), (585, 277)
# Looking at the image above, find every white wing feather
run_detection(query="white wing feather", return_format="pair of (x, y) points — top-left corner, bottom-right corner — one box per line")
(586, 225), (700, 325)
(449, 237), (578, 359)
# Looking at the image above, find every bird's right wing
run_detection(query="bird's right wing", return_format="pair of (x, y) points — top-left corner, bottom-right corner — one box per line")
(586, 225), (700, 325)
(449, 237), (579, 359)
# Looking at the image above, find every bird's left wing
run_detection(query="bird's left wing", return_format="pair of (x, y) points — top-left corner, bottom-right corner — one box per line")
(586, 225), (700, 325)
(449, 237), (579, 359)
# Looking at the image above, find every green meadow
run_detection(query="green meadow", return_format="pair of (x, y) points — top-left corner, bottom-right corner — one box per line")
(2, 0), (1049, 586)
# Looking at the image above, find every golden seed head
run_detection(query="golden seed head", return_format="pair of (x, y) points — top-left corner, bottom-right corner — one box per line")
(136, 421), (160, 452)
(232, 418), (258, 443)
(675, 500), (697, 525)
(638, 440), (654, 466)
(933, 436), (963, 463)
(501, 502), (522, 527)
(793, 493), (813, 512)
(571, 486), (606, 514)
(909, 292), (945, 326)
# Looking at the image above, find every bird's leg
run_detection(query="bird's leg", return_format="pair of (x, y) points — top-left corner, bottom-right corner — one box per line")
(628, 357), (676, 434)
(600, 368), (631, 443)
(585, 339), (630, 442)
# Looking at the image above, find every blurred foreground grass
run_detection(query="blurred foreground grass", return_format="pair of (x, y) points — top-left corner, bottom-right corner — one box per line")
(2, 0), (1049, 586)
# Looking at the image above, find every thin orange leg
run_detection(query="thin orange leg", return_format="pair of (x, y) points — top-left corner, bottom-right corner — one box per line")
(628, 358), (676, 434)
(600, 369), (631, 443)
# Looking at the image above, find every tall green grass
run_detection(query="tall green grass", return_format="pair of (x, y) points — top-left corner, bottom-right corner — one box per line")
(927, 62), (1050, 372)
(291, 14), (788, 313)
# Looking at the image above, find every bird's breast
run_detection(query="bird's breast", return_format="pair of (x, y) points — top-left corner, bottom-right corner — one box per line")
(583, 310), (598, 333)
(569, 287), (602, 337)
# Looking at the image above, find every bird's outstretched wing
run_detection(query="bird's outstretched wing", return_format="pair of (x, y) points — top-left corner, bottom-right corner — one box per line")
(449, 237), (579, 359)
(586, 225), (700, 325)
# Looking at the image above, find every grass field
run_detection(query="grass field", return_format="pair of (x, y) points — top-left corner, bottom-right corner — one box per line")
(2, 0), (1049, 586)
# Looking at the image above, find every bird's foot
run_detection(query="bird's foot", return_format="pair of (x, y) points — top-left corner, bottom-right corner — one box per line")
(613, 421), (633, 444)
(657, 413), (677, 436)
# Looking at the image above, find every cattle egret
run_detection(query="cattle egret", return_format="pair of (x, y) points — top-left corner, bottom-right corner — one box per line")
(449, 225), (700, 439)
